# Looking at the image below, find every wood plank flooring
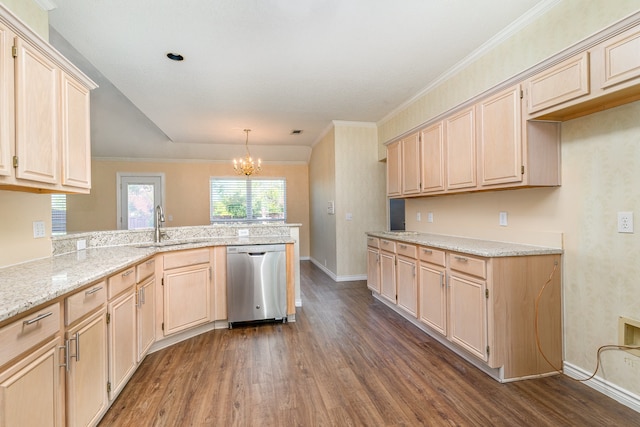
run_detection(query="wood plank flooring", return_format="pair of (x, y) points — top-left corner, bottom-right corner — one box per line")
(99, 261), (640, 426)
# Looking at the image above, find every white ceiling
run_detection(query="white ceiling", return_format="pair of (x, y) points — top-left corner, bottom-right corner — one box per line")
(47, 0), (550, 162)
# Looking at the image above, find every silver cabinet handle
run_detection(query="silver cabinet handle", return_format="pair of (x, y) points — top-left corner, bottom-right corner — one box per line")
(85, 286), (103, 296)
(399, 244), (407, 249)
(145, 259), (155, 266)
(69, 332), (80, 362)
(23, 311), (53, 325)
(439, 271), (444, 287)
(412, 265), (416, 277)
(422, 248), (432, 254)
(141, 287), (145, 305)
(454, 256), (468, 262)
(122, 270), (134, 277)
(59, 342), (69, 372)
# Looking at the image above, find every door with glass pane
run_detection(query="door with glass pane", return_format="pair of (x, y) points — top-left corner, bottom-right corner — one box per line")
(118, 174), (163, 230)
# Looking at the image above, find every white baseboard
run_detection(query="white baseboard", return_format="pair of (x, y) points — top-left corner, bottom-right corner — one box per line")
(309, 257), (366, 282)
(563, 362), (640, 413)
(300, 256), (310, 261)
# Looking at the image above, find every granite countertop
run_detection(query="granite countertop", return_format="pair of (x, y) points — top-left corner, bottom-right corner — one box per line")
(366, 231), (563, 257)
(0, 235), (295, 324)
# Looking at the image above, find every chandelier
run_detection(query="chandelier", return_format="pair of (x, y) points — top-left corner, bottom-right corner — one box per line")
(233, 129), (262, 176)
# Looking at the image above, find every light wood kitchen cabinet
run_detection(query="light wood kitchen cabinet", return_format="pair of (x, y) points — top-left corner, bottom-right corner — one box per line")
(137, 276), (155, 362)
(0, 6), (96, 194)
(0, 303), (63, 427)
(107, 288), (136, 401)
(598, 24), (640, 92)
(401, 132), (421, 195)
(477, 85), (523, 187)
(366, 237), (381, 293)
(65, 307), (108, 427)
(386, 140), (402, 197)
(524, 52), (590, 116)
(0, 337), (63, 427)
(418, 247), (447, 336)
(396, 243), (417, 317)
(379, 239), (396, 304)
(136, 258), (156, 362)
(448, 253), (488, 361)
(162, 248), (212, 336)
(445, 106), (476, 191)
(420, 122), (445, 194)
(60, 71), (91, 190)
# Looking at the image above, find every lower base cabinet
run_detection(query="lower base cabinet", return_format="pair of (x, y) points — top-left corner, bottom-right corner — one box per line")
(418, 261), (446, 336)
(0, 337), (64, 427)
(448, 273), (487, 361)
(66, 308), (108, 427)
(107, 289), (137, 401)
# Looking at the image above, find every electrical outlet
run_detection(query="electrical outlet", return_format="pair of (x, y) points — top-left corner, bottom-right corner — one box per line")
(238, 229), (249, 237)
(618, 212), (634, 233)
(76, 239), (87, 251)
(346, 213), (353, 221)
(427, 212), (433, 223)
(499, 212), (508, 227)
(33, 221), (45, 238)
(416, 212), (421, 222)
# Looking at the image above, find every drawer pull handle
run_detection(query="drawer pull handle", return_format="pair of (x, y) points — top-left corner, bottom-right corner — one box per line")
(69, 332), (80, 362)
(454, 256), (468, 262)
(440, 272), (445, 287)
(382, 241), (389, 245)
(23, 311), (53, 325)
(422, 249), (433, 254)
(122, 270), (134, 277)
(145, 259), (155, 266)
(399, 244), (407, 249)
(60, 342), (70, 372)
(85, 286), (103, 296)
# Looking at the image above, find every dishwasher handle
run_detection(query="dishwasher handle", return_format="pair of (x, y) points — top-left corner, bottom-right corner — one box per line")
(248, 252), (266, 257)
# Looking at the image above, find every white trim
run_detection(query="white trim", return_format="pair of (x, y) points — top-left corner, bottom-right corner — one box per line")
(299, 256), (310, 261)
(336, 274), (367, 282)
(310, 257), (337, 280)
(332, 120), (377, 128)
(309, 257), (377, 282)
(563, 362), (640, 413)
(94, 157), (309, 165)
(378, 0), (561, 126)
(34, 0), (57, 11)
(116, 172), (166, 230)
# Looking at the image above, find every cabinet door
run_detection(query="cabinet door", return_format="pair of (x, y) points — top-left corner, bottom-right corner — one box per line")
(137, 277), (156, 362)
(163, 264), (211, 336)
(401, 133), (421, 195)
(396, 256), (417, 317)
(419, 263), (446, 336)
(525, 52), (590, 115)
(599, 26), (640, 91)
(108, 290), (137, 401)
(386, 140), (402, 197)
(0, 22), (14, 179)
(14, 37), (59, 184)
(66, 309), (108, 427)
(0, 337), (63, 427)
(478, 85), (523, 187)
(60, 72), (91, 190)
(448, 274), (487, 361)
(446, 107), (476, 190)
(379, 251), (396, 304)
(366, 247), (381, 293)
(420, 122), (445, 193)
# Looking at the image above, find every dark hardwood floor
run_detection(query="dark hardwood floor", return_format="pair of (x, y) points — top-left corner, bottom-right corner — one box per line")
(99, 261), (640, 426)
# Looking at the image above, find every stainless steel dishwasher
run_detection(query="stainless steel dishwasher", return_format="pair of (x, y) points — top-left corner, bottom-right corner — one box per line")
(226, 244), (287, 328)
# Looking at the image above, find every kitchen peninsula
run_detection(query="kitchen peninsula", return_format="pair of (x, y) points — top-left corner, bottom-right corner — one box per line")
(0, 223), (300, 426)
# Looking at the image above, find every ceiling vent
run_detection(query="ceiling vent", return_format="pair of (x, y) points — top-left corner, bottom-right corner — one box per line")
(290, 130), (303, 135)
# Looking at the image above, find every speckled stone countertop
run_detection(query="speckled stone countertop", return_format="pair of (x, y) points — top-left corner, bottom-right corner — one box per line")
(0, 231), (297, 324)
(366, 231), (563, 257)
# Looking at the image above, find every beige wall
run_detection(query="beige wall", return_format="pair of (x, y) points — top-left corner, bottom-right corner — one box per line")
(309, 128), (337, 272)
(0, 1), (51, 268)
(334, 123), (386, 277)
(381, 0), (640, 397)
(67, 160), (310, 257)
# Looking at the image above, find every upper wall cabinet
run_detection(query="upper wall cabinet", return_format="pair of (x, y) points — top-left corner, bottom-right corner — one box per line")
(386, 140), (402, 197)
(401, 132), (421, 196)
(526, 22), (640, 121)
(420, 122), (445, 194)
(0, 6), (96, 194)
(445, 107), (476, 191)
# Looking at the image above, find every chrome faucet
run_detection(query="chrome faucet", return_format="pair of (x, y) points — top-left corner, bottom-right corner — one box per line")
(154, 204), (165, 243)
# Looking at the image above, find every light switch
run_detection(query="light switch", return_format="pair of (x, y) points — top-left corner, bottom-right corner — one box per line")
(346, 213), (353, 221)
(427, 212), (433, 223)
(499, 212), (508, 227)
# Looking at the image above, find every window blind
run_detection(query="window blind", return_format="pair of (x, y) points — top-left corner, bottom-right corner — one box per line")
(210, 178), (286, 223)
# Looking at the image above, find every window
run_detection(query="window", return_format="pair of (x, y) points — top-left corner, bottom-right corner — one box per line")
(51, 194), (67, 235)
(210, 178), (286, 223)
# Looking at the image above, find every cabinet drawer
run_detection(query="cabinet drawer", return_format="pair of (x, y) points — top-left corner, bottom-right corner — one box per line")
(396, 242), (417, 258)
(136, 257), (156, 283)
(66, 280), (106, 325)
(0, 303), (61, 367)
(449, 253), (487, 279)
(367, 237), (379, 249)
(379, 239), (396, 253)
(419, 246), (446, 266)
(163, 248), (210, 270)
(108, 267), (136, 299)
